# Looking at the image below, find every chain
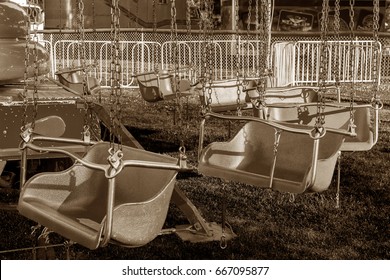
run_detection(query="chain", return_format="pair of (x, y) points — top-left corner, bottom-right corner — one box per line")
(21, 0), (41, 131)
(254, 0), (269, 110)
(200, 0), (214, 113)
(110, 0), (122, 151)
(185, 0), (194, 82)
(58, 0), (63, 69)
(32, 0), (40, 129)
(255, 0), (260, 72)
(247, 0), (253, 34)
(152, 0), (158, 72)
(333, 0), (341, 39)
(234, 0), (242, 116)
(76, 0), (91, 136)
(186, 0), (192, 42)
(264, 0), (272, 72)
(77, 0), (89, 99)
(77, 0), (86, 69)
(332, 0), (341, 87)
(22, 2), (32, 132)
(349, 0), (355, 38)
(316, 0), (330, 132)
(372, 0), (381, 100)
(207, 0), (214, 112)
(348, 0), (356, 133)
(170, 0), (179, 81)
(92, 0), (98, 67)
(200, 1), (208, 113)
(244, 0), (253, 81)
(171, 0), (186, 154)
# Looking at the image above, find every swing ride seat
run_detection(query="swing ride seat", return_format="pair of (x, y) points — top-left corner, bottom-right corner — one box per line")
(198, 83), (320, 113)
(55, 67), (101, 95)
(198, 79), (256, 112)
(340, 106), (375, 151)
(249, 85), (321, 118)
(266, 103), (375, 152)
(18, 142), (178, 250)
(198, 119), (345, 194)
(263, 86), (320, 104)
(136, 71), (193, 103)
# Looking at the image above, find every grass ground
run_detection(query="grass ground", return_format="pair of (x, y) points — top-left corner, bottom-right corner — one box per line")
(0, 87), (389, 260)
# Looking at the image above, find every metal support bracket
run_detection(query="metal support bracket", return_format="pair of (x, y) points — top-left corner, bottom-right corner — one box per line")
(171, 186), (236, 243)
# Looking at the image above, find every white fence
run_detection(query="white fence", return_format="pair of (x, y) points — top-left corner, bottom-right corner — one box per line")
(44, 34), (383, 88)
(272, 40), (382, 87)
(51, 38), (267, 87)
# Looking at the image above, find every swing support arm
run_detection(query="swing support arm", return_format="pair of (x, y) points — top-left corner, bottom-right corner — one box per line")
(20, 135), (183, 180)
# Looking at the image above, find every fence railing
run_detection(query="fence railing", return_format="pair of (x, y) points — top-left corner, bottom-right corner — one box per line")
(42, 32), (384, 88)
(51, 38), (269, 87)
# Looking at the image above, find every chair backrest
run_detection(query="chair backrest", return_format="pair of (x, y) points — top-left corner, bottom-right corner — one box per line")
(198, 80), (250, 112)
(264, 87), (319, 104)
(109, 144), (178, 246)
(56, 71), (100, 95)
(137, 71), (176, 102)
(344, 107), (372, 143)
(267, 104), (374, 151)
(341, 107), (374, 151)
(267, 104), (351, 129)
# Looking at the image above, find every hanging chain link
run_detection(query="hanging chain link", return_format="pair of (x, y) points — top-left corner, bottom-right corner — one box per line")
(170, 0), (179, 92)
(31, 0), (40, 129)
(348, 0), (356, 133)
(170, 0), (186, 155)
(186, 0), (192, 42)
(92, 0), (98, 67)
(264, 0), (272, 73)
(244, 0), (253, 83)
(255, 0), (260, 72)
(185, 0), (194, 81)
(200, 0), (208, 113)
(372, 0), (381, 102)
(58, 0), (63, 69)
(234, 0), (242, 116)
(207, 0), (214, 112)
(349, 0), (355, 38)
(77, 0), (86, 70)
(109, 0), (122, 151)
(22, 0), (40, 132)
(22, 2), (32, 132)
(316, 0), (330, 132)
(332, 0), (341, 87)
(152, 0), (158, 72)
(77, 0), (93, 139)
(254, 0), (270, 110)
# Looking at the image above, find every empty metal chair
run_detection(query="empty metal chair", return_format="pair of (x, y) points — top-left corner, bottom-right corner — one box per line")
(18, 142), (179, 249)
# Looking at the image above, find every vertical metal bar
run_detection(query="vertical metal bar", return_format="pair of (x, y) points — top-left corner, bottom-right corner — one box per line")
(268, 129), (281, 189)
(336, 151), (341, 209)
(307, 137), (320, 191)
(198, 118), (206, 161)
(100, 174), (116, 247)
(20, 147), (28, 189)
